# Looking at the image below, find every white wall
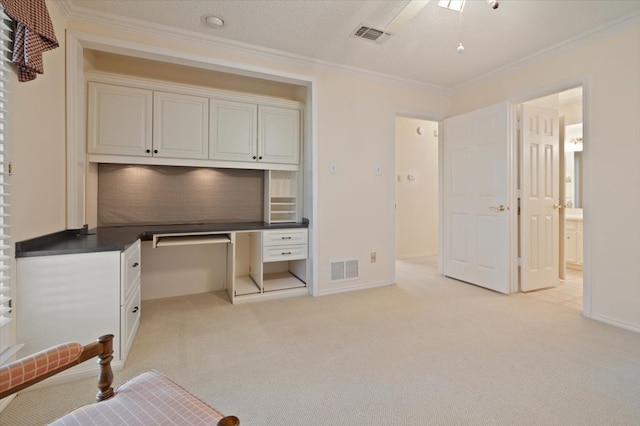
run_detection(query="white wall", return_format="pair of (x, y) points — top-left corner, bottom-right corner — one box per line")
(395, 117), (439, 258)
(10, 1), (67, 243)
(450, 23), (640, 331)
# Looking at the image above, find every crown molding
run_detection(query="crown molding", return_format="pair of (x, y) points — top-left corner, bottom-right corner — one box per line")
(59, 0), (451, 96)
(452, 10), (640, 95)
(56, 0), (639, 98)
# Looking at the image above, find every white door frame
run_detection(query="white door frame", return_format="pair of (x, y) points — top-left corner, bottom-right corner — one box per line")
(436, 77), (591, 310)
(510, 77), (591, 317)
(391, 111), (444, 282)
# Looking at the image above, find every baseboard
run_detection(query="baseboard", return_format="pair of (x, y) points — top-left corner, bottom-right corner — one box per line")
(396, 251), (438, 260)
(589, 314), (640, 334)
(319, 280), (394, 296)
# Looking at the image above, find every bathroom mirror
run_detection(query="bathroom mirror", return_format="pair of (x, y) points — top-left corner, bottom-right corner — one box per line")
(564, 123), (583, 209)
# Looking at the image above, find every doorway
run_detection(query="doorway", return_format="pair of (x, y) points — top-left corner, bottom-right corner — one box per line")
(394, 116), (439, 261)
(519, 87), (584, 311)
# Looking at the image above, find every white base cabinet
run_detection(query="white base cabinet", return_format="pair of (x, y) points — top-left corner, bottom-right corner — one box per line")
(565, 218), (583, 269)
(16, 241), (141, 380)
(230, 229), (308, 303)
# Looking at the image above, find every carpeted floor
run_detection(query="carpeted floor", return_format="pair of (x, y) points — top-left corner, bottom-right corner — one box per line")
(1, 256), (639, 425)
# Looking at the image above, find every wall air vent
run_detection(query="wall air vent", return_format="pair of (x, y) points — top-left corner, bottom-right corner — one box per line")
(330, 259), (360, 283)
(351, 25), (392, 44)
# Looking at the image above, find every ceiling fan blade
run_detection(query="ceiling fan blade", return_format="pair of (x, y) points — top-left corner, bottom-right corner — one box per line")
(385, 0), (430, 34)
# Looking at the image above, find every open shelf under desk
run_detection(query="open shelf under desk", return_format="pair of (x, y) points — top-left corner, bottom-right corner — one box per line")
(263, 271), (306, 292)
(235, 275), (261, 296)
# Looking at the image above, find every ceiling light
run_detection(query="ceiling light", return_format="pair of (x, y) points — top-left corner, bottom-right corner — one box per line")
(438, 0), (466, 12)
(203, 15), (225, 29)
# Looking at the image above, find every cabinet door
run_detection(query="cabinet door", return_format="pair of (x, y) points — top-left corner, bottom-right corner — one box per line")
(121, 280), (141, 361)
(565, 221), (578, 264)
(209, 99), (258, 162)
(153, 91), (209, 159)
(258, 106), (300, 165)
(121, 240), (141, 304)
(88, 82), (152, 156)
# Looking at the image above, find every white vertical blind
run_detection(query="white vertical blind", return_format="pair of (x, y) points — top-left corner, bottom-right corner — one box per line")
(0, 6), (12, 354)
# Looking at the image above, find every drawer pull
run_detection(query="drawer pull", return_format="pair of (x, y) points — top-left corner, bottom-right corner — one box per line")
(132, 262), (139, 268)
(281, 236), (292, 240)
(282, 252), (292, 255)
(132, 306), (139, 313)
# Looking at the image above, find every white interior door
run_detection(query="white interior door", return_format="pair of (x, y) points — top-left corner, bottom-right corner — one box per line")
(520, 104), (560, 291)
(442, 103), (511, 294)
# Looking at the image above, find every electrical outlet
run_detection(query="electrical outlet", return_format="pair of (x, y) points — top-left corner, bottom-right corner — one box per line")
(370, 252), (377, 263)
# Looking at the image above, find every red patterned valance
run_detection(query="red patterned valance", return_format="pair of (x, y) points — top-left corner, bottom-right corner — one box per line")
(0, 0), (58, 82)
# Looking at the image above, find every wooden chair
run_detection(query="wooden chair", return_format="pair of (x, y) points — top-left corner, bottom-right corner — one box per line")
(0, 334), (239, 426)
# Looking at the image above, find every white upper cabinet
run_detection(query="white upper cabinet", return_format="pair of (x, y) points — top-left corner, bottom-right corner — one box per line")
(88, 82), (152, 156)
(209, 99), (258, 162)
(86, 76), (302, 169)
(210, 101), (300, 165)
(153, 91), (209, 159)
(258, 106), (301, 165)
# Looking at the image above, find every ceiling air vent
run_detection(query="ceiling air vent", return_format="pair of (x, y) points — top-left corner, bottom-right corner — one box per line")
(351, 25), (392, 44)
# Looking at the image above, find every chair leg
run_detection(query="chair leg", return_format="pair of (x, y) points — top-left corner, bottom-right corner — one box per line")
(96, 335), (114, 402)
(217, 415), (240, 426)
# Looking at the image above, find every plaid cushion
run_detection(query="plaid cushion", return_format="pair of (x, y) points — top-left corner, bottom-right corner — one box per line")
(0, 342), (83, 392)
(50, 370), (226, 426)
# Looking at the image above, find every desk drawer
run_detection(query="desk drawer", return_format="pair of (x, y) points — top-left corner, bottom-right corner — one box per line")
(122, 240), (141, 304)
(263, 244), (307, 262)
(263, 229), (308, 246)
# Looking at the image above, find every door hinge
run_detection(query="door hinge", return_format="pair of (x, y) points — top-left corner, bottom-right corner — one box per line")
(8, 162), (12, 175)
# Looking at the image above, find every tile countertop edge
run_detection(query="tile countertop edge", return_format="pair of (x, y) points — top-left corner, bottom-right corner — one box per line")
(15, 220), (309, 258)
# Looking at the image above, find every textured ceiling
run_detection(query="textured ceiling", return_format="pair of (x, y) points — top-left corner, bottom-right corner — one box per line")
(65, 0), (640, 90)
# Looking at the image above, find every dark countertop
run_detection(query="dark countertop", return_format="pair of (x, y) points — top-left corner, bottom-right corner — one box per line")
(15, 221), (309, 258)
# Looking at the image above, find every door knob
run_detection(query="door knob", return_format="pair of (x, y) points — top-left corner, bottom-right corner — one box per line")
(553, 203), (563, 209)
(489, 205), (506, 212)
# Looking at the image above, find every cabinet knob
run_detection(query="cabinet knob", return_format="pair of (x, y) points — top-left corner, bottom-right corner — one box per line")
(154, 149), (158, 154)
(132, 306), (139, 313)
(132, 262), (139, 268)
(252, 156), (257, 160)
(258, 156), (263, 160)
(146, 149), (151, 154)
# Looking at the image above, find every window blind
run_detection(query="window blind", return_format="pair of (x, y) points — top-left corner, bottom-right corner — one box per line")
(0, 6), (12, 355)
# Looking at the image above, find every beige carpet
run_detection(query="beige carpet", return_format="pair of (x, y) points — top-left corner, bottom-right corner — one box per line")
(2, 256), (639, 425)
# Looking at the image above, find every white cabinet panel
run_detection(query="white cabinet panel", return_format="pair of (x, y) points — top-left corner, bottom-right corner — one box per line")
(121, 240), (141, 304)
(121, 280), (141, 361)
(17, 252), (122, 369)
(263, 229), (308, 246)
(88, 82), (152, 156)
(565, 219), (583, 268)
(209, 99), (258, 162)
(258, 106), (300, 165)
(263, 244), (307, 262)
(153, 91), (209, 159)
(16, 242), (143, 377)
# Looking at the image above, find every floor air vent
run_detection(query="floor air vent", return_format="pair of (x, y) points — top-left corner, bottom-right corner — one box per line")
(351, 25), (392, 44)
(330, 259), (359, 283)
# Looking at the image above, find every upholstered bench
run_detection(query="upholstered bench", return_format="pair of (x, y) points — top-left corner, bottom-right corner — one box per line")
(0, 335), (239, 426)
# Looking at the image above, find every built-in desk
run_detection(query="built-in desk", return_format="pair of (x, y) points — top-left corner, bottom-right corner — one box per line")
(16, 221), (309, 305)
